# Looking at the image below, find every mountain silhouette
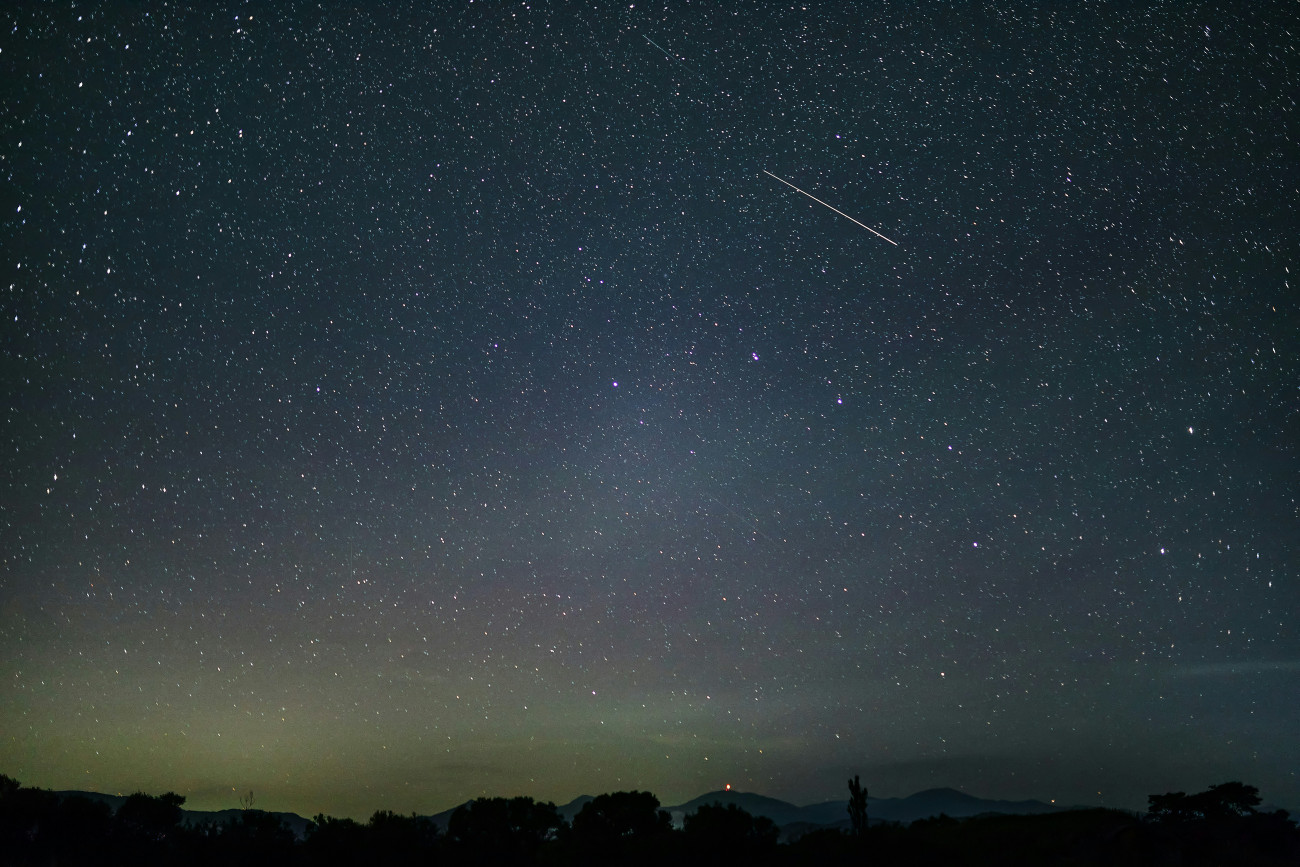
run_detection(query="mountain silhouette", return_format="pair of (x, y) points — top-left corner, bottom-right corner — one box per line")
(876, 787), (1064, 823)
(666, 790), (809, 828)
(49, 789), (314, 839)
(555, 794), (596, 823)
(11, 778), (1293, 866)
(663, 786), (1065, 831)
(427, 793), (595, 831)
(49, 784), (1068, 836)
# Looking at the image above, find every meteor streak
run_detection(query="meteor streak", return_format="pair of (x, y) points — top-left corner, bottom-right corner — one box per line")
(643, 34), (674, 59)
(763, 170), (898, 246)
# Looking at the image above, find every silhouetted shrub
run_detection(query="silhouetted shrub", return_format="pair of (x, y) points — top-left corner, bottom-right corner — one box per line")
(0, 782), (115, 867)
(447, 795), (562, 866)
(569, 790), (672, 865)
(1149, 780), (1263, 825)
(785, 826), (856, 865)
(1144, 783), (1299, 865)
(116, 790), (187, 841)
(304, 814), (368, 867)
(0, 772), (1294, 867)
(205, 809), (298, 867)
(367, 809), (440, 866)
(112, 790), (190, 865)
(682, 802), (778, 866)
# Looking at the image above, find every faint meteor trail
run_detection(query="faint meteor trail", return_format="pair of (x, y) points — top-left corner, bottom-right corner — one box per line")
(763, 170), (899, 246)
(643, 34), (674, 59)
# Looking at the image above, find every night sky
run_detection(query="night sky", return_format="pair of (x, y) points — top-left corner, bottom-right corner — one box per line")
(3, 2), (1297, 821)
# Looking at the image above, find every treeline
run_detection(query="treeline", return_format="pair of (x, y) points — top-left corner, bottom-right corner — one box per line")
(1, 774), (1296, 866)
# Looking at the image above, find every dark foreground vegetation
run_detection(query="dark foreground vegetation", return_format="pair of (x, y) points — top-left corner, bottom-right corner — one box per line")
(1, 773), (1295, 866)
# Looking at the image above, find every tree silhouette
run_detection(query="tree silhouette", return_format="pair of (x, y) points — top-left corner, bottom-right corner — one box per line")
(447, 796), (561, 865)
(1147, 790), (1193, 823)
(683, 802), (779, 866)
(112, 791), (190, 865)
(1144, 782), (1299, 864)
(0, 775), (18, 801)
(0, 770), (1292, 867)
(51, 794), (114, 863)
(570, 790), (672, 864)
(304, 814), (368, 867)
(1148, 781), (1262, 824)
(0, 776), (25, 857)
(572, 790), (671, 841)
(848, 774), (869, 837)
(116, 790), (186, 842)
(1196, 781), (1261, 819)
(366, 809), (440, 866)
(0, 779), (114, 867)
(207, 808), (297, 867)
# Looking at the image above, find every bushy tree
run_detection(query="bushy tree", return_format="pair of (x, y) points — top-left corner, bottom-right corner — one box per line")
(682, 802), (779, 866)
(304, 814), (368, 867)
(115, 790), (187, 842)
(367, 809), (440, 866)
(47, 795), (114, 863)
(1144, 782), (1299, 864)
(0, 775), (18, 801)
(113, 789), (191, 865)
(570, 790), (672, 864)
(1196, 781), (1261, 819)
(208, 808), (298, 867)
(572, 790), (671, 842)
(1147, 790), (1194, 823)
(447, 795), (561, 865)
(1148, 781), (1261, 824)
(0, 781), (114, 866)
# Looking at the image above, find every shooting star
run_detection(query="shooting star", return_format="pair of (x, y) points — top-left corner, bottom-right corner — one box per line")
(643, 34), (674, 60)
(763, 170), (898, 246)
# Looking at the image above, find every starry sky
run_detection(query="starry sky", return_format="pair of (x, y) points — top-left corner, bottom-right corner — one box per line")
(2, 2), (1297, 820)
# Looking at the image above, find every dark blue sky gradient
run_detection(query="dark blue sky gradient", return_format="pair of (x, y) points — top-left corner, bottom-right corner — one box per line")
(2, 2), (1297, 819)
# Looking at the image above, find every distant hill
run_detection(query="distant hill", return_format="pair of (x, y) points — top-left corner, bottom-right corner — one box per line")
(557, 794), (596, 823)
(665, 790), (812, 828)
(50, 789), (129, 813)
(189, 807), (315, 839)
(426, 793), (594, 831)
(48, 784), (1075, 839)
(874, 787), (1065, 824)
(663, 786), (1066, 832)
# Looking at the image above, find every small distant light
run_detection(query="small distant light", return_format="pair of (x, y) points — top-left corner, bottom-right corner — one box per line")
(612, 381), (618, 387)
(725, 783), (731, 791)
